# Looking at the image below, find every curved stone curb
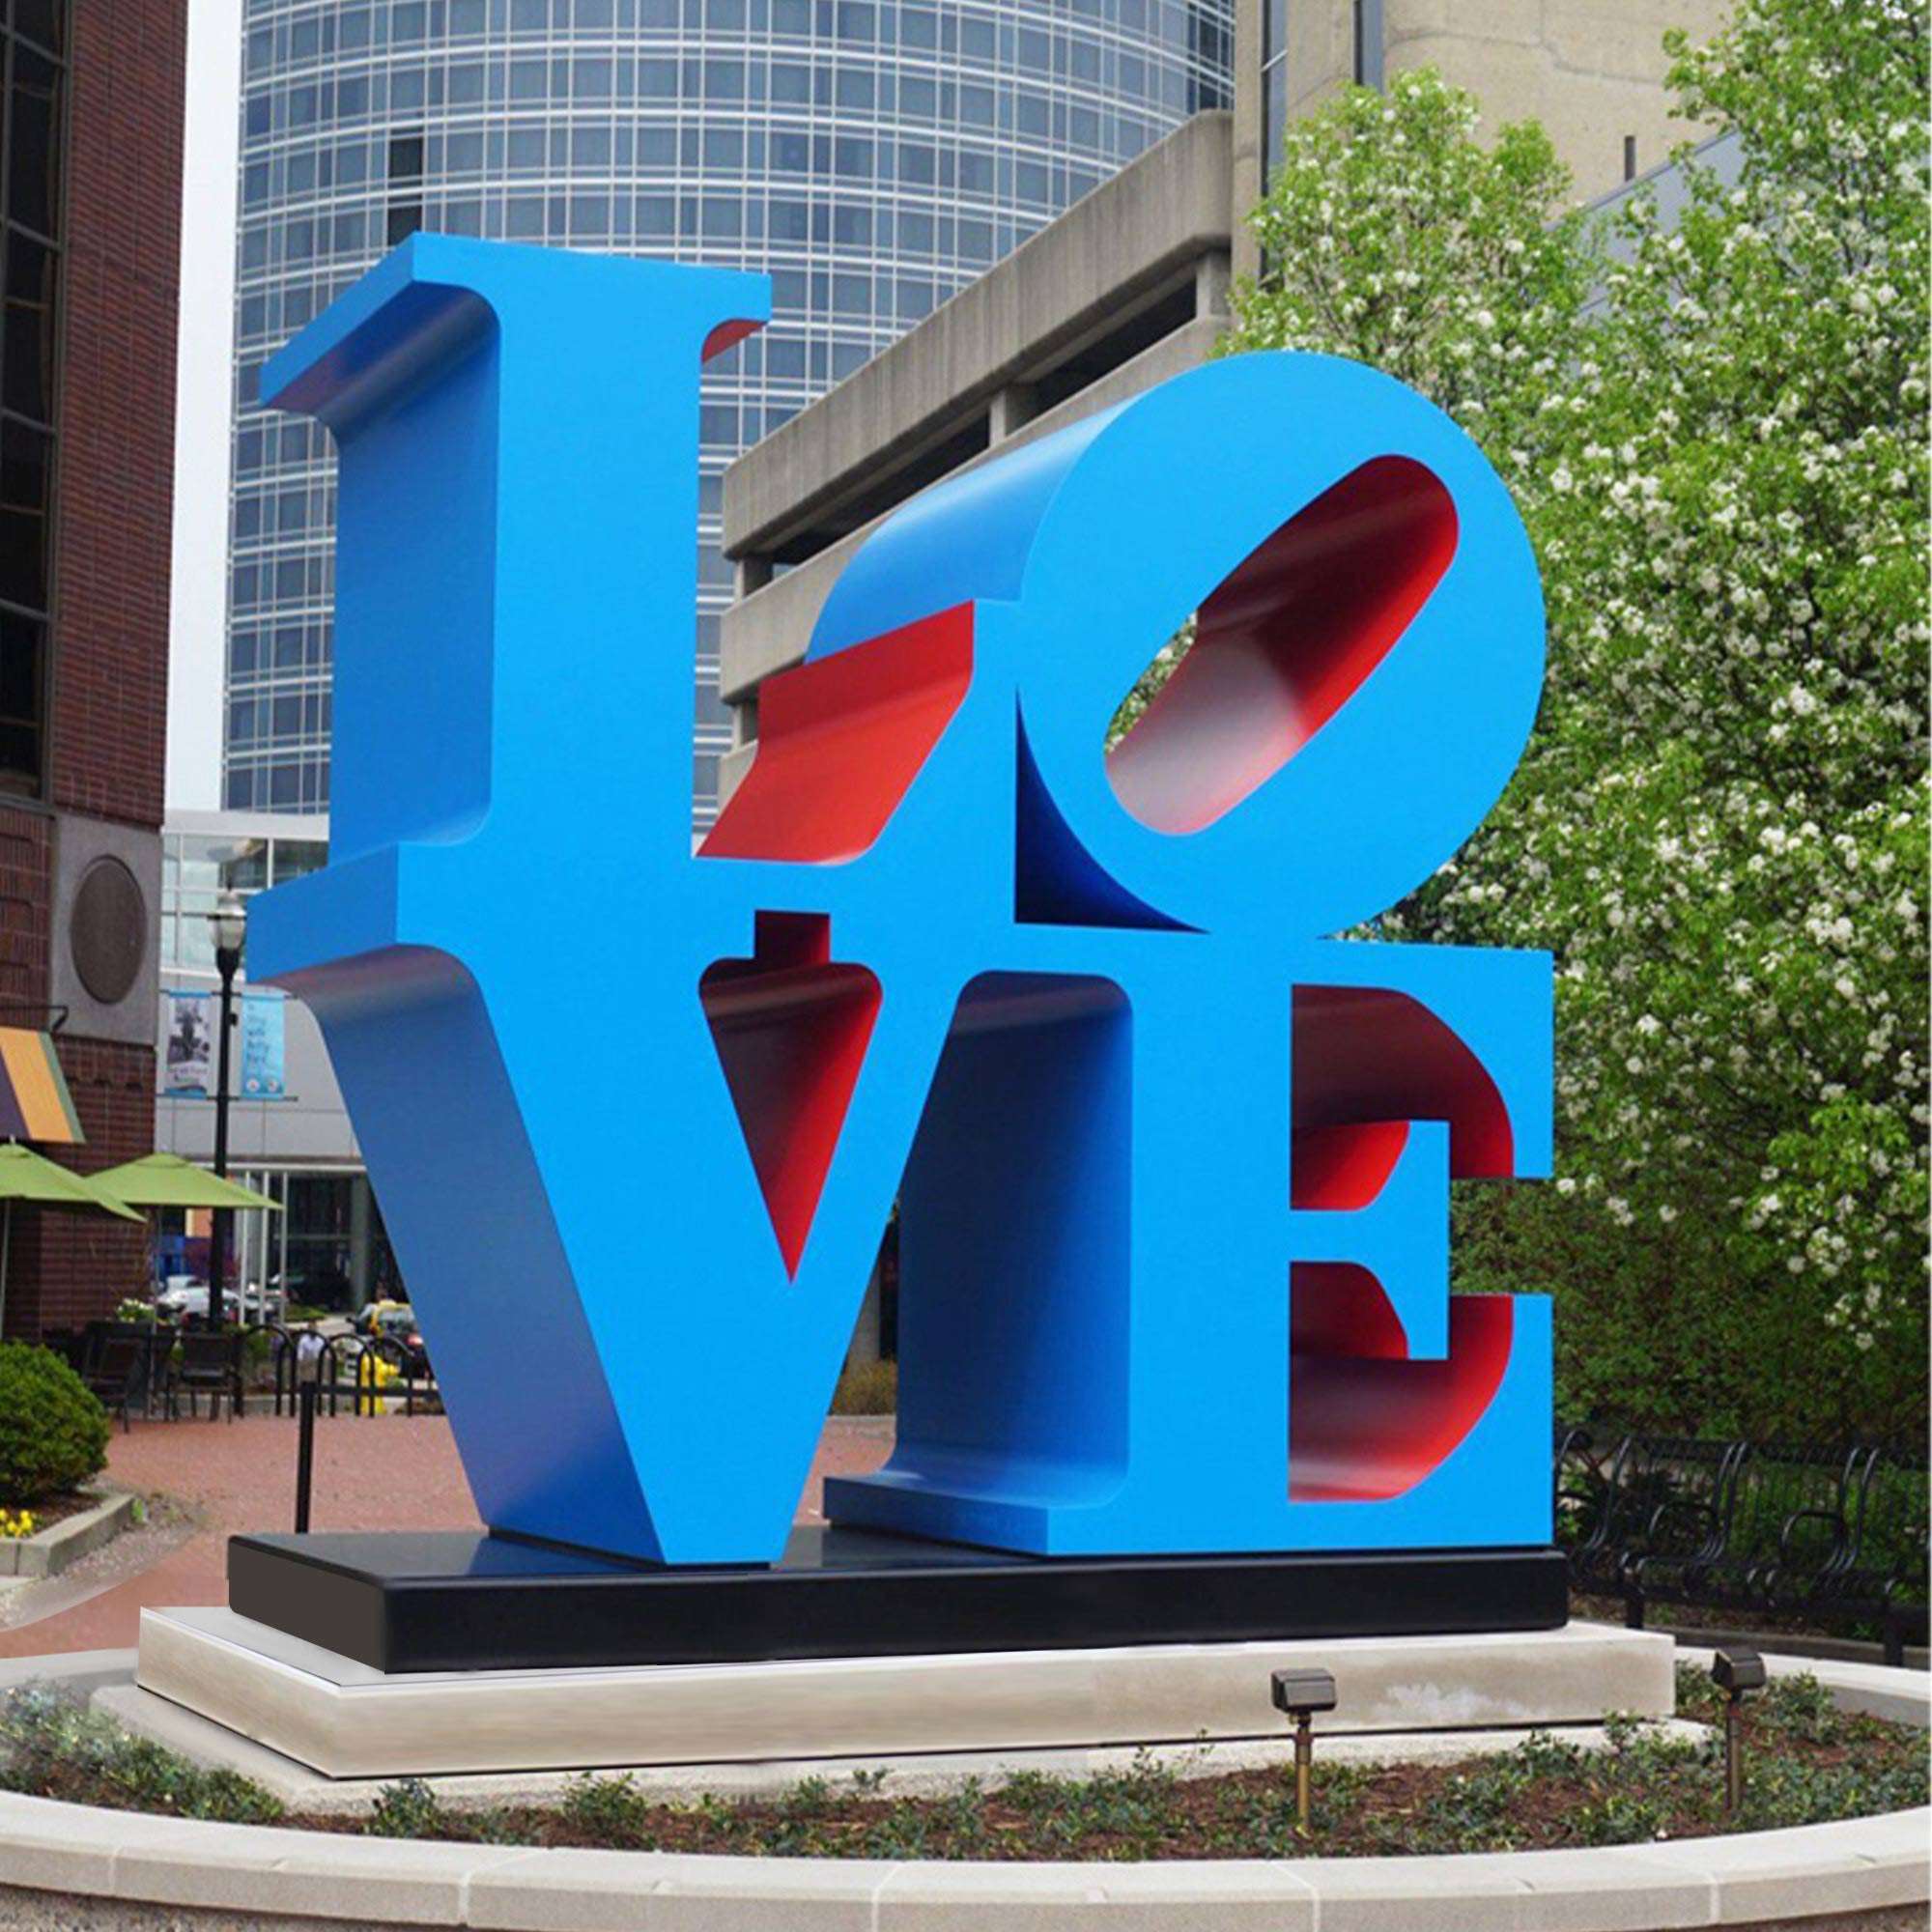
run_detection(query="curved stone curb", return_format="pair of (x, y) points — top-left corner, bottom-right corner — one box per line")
(0, 1647), (1924, 1930)
(0, 1489), (136, 1579)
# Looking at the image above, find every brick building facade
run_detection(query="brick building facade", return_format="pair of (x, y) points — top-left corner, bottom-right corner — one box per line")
(0, 1), (186, 1337)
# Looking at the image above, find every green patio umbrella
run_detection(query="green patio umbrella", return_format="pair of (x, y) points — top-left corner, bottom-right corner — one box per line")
(90, 1152), (282, 1214)
(0, 1142), (143, 1337)
(91, 1154), (284, 1325)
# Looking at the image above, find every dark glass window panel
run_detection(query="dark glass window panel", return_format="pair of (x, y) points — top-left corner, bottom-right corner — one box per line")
(386, 201), (423, 245)
(0, 422), (51, 611)
(8, 46), (60, 237)
(11, 0), (62, 54)
(3, 235), (55, 422)
(387, 131), (425, 181)
(0, 609), (43, 788)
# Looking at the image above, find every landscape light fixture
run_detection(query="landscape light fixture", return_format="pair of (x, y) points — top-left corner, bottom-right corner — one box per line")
(1271, 1667), (1338, 1834)
(1711, 1645), (1766, 1815)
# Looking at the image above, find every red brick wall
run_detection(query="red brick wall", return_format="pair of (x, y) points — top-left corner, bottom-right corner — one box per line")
(48, 0), (184, 831)
(0, 809), (50, 1017)
(0, 5), (185, 1340)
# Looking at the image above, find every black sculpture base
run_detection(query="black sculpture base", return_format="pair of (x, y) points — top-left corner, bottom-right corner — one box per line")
(228, 1527), (1568, 1674)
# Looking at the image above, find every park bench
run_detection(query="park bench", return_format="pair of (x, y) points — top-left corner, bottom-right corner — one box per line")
(1553, 1427), (1929, 1666)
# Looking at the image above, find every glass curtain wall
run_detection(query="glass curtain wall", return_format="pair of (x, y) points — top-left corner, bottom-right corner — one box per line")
(225, 0), (1233, 831)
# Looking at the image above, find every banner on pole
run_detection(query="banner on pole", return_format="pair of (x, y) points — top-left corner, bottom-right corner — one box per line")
(240, 993), (287, 1099)
(163, 990), (214, 1097)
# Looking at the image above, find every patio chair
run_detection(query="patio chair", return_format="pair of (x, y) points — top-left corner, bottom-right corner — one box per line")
(82, 1333), (146, 1433)
(167, 1330), (244, 1421)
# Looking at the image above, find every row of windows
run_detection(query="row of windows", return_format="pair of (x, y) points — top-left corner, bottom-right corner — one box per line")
(242, 182), (1070, 284)
(242, 83), (1172, 202)
(229, 611), (334, 672)
(247, 0), (1226, 70)
(246, 35), (1215, 116)
(240, 188), (1070, 286)
(247, 69), (1182, 143)
(230, 691), (332, 747)
(242, 132), (1144, 242)
(224, 756), (331, 811)
(232, 553), (331, 612)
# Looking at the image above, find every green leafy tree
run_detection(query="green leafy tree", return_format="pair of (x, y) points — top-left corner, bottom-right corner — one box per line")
(1222, 6), (1929, 1438)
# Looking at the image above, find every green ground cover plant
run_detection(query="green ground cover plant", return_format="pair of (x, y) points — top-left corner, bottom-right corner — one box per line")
(3, 1668), (1919, 1858)
(0, 1685), (282, 1825)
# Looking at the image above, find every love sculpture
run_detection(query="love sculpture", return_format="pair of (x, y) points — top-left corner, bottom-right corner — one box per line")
(251, 235), (1552, 1572)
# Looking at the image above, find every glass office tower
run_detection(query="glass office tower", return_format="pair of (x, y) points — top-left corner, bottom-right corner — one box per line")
(224, 0), (1232, 830)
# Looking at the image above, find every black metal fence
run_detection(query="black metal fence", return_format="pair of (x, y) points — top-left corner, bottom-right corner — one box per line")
(1555, 1425), (1929, 1664)
(265, 1327), (437, 1418)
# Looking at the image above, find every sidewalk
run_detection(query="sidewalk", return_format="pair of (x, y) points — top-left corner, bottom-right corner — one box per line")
(0, 1410), (895, 1660)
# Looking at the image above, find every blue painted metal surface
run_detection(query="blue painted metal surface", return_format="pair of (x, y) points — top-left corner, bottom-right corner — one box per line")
(252, 237), (1553, 1566)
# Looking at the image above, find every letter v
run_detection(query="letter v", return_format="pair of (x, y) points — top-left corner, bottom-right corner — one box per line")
(245, 239), (952, 1565)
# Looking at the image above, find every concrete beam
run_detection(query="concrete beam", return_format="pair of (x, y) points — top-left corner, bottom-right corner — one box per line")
(722, 111), (1234, 564)
(719, 312), (1227, 707)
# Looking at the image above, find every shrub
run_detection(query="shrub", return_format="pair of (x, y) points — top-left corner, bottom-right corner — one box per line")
(831, 1357), (896, 1415)
(0, 1344), (109, 1507)
(369, 1776), (443, 1838)
(1226, 0), (1930, 1444)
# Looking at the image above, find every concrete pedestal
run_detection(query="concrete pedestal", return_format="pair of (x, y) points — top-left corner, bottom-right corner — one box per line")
(137, 1605), (1675, 1781)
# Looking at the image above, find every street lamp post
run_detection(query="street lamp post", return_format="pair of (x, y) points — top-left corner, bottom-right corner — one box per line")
(208, 891), (247, 1331)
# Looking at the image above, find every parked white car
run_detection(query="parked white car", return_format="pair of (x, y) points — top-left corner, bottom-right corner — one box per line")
(155, 1280), (283, 1324)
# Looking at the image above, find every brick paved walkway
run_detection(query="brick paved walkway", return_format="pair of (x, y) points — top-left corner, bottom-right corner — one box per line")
(0, 1411), (895, 1660)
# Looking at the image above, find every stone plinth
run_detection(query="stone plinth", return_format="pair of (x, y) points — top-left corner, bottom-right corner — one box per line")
(137, 1605), (1674, 1781)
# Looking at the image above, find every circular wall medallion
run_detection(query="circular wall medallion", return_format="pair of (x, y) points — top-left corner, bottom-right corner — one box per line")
(70, 856), (147, 1006)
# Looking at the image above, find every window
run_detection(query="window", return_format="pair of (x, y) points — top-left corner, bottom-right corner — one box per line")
(1261, 0), (1290, 183)
(387, 131), (424, 182)
(0, 5), (64, 794)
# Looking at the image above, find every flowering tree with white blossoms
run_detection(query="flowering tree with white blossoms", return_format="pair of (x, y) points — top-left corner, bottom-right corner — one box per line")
(1224, 1), (1928, 1438)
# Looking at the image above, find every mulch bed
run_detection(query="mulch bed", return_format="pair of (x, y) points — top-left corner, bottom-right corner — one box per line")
(274, 1683), (1928, 1860)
